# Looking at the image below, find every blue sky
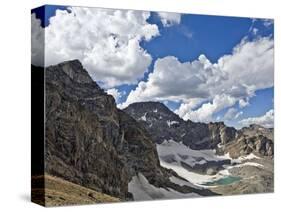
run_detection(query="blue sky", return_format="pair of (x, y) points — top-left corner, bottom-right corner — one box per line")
(32, 5), (68, 27)
(145, 13), (273, 127)
(32, 6), (274, 128)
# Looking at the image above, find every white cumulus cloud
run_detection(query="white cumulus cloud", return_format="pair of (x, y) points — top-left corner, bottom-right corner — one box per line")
(174, 98), (204, 118)
(157, 12), (181, 27)
(239, 109), (274, 128)
(239, 98), (250, 108)
(223, 108), (243, 120)
(177, 94), (237, 123)
(31, 13), (44, 67)
(122, 36), (274, 122)
(263, 19), (274, 28)
(32, 7), (160, 87)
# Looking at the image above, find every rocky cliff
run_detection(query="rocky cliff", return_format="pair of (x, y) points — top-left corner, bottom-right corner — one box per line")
(223, 128), (274, 158)
(45, 60), (129, 199)
(44, 60), (215, 200)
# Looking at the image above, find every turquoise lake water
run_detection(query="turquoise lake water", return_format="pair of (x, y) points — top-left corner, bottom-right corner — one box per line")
(202, 176), (241, 186)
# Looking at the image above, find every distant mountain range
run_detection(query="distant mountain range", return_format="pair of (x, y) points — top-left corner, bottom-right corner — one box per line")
(124, 101), (273, 158)
(32, 60), (274, 206)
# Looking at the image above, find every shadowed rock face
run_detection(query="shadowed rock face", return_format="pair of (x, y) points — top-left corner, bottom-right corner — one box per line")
(124, 102), (274, 158)
(44, 60), (216, 200)
(124, 102), (237, 149)
(45, 60), (129, 199)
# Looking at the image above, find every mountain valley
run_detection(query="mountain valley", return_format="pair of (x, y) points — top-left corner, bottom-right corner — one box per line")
(32, 60), (274, 205)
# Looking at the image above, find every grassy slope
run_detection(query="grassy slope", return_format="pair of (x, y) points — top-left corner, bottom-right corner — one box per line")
(32, 175), (119, 207)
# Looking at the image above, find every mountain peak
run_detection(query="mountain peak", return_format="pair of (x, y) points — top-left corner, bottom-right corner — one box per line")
(127, 101), (166, 107)
(50, 59), (93, 84)
(60, 59), (83, 66)
(125, 101), (172, 114)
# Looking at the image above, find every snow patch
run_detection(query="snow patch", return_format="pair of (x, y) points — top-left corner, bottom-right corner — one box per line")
(128, 173), (201, 200)
(157, 139), (230, 168)
(156, 139), (263, 186)
(237, 153), (260, 161)
(156, 140), (232, 185)
(159, 159), (230, 185)
(233, 162), (264, 168)
(217, 142), (223, 148)
(223, 153), (261, 163)
(167, 120), (179, 127)
(139, 113), (147, 121)
(169, 176), (203, 189)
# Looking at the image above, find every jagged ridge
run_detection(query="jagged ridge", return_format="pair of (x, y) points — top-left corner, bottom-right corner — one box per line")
(124, 101), (274, 158)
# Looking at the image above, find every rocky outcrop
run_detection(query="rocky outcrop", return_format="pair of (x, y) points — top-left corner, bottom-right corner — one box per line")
(240, 124), (273, 140)
(44, 60), (216, 200)
(223, 131), (274, 158)
(217, 125), (274, 159)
